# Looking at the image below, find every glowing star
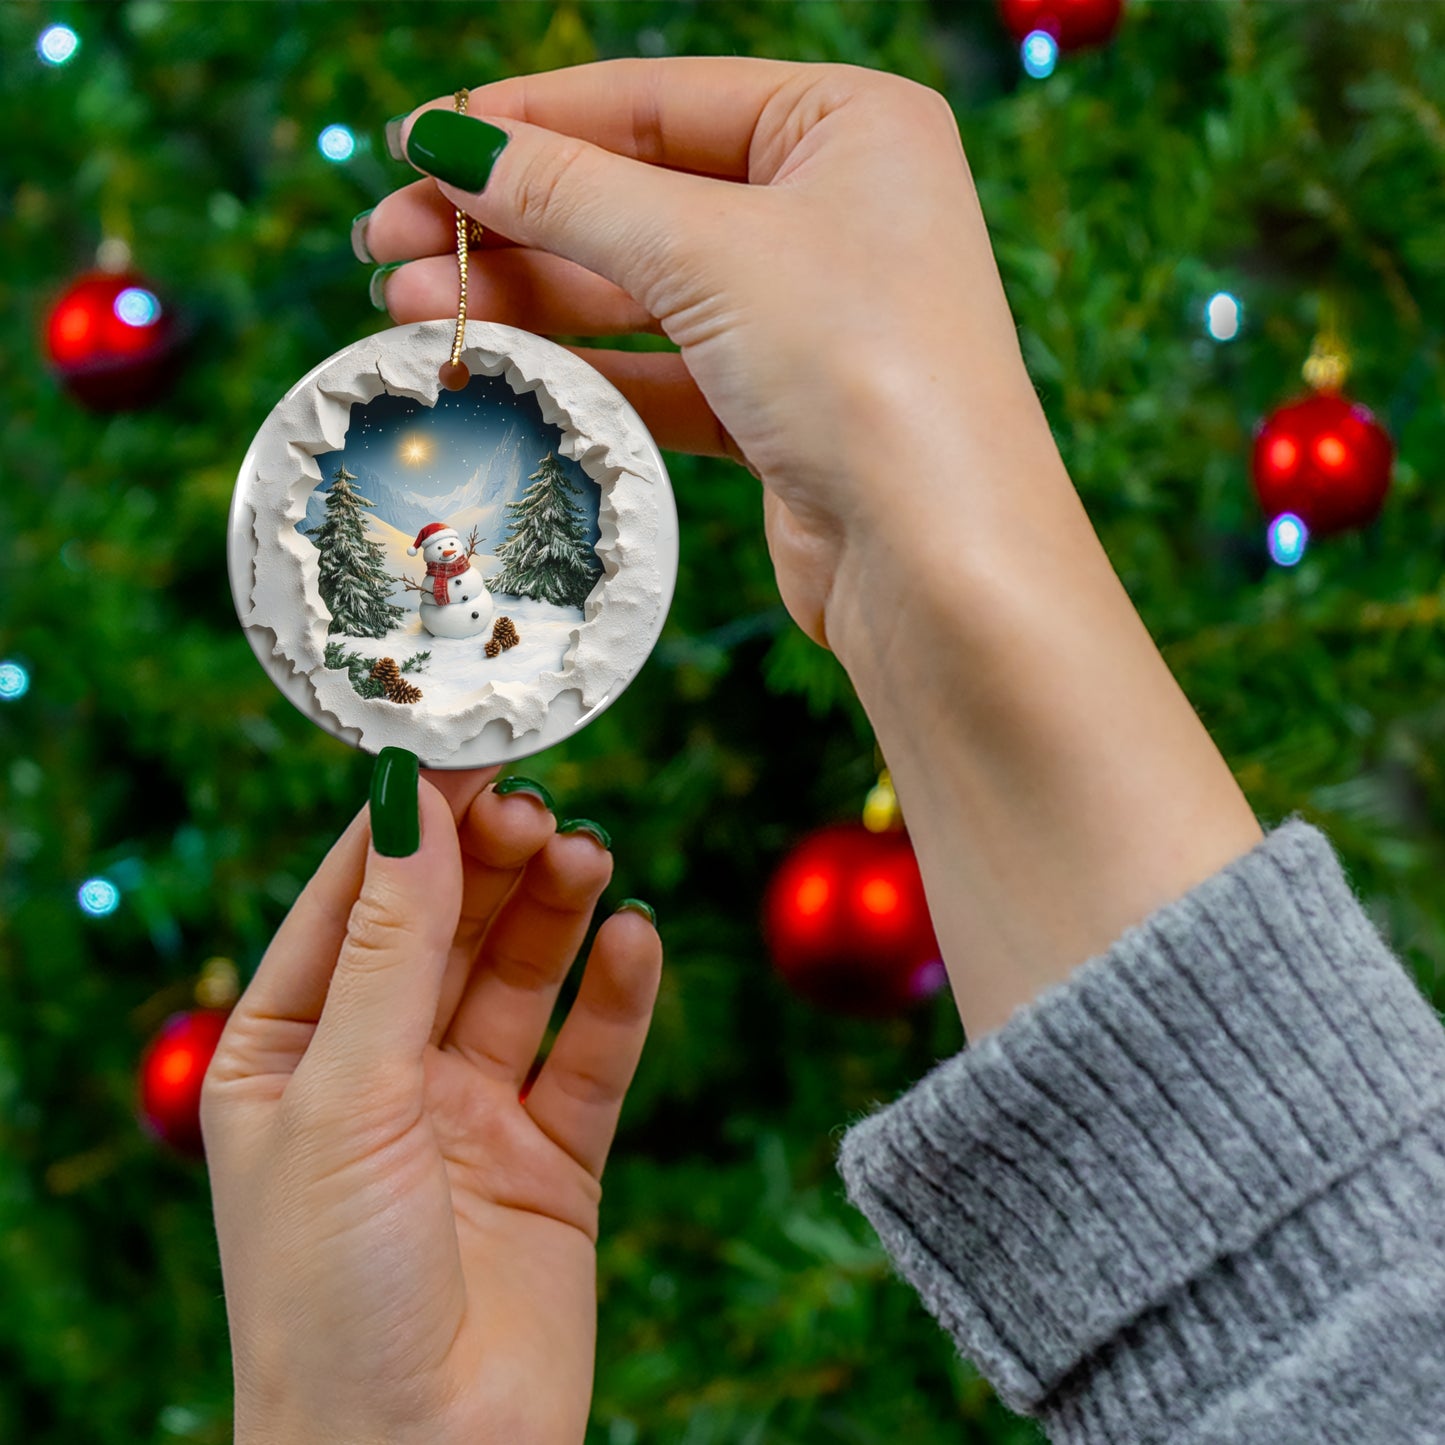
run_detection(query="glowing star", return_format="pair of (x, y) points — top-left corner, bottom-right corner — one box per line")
(399, 434), (431, 466)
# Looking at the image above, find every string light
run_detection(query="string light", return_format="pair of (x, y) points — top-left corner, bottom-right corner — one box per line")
(114, 287), (161, 328)
(0, 661), (29, 700)
(37, 24), (79, 66)
(1205, 291), (1242, 341)
(1267, 512), (1308, 567)
(1021, 30), (1059, 79)
(318, 124), (356, 162)
(78, 878), (121, 917)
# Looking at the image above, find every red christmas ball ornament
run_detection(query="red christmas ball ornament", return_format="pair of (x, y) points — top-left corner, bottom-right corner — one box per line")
(998, 0), (1124, 50)
(764, 823), (945, 1017)
(1251, 392), (1393, 537)
(44, 269), (181, 410)
(137, 1008), (230, 1157)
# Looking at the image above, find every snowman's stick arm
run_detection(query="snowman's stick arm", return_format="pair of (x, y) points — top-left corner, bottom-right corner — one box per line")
(466, 526), (482, 558)
(393, 574), (428, 594)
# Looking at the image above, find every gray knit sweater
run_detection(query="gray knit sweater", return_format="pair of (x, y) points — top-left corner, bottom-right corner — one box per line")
(837, 818), (1445, 1443)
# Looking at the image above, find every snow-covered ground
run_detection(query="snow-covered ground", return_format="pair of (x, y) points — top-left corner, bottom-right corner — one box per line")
(329, 592), (585, 703)
(311, 513), (591, 702)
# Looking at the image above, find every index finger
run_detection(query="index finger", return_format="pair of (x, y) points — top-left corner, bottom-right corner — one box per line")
(404, 55), (809, 181)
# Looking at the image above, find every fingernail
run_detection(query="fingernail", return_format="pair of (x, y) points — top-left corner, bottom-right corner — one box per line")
(558, 818), (611, 851)
(493, 775), (555, 812)
(384, 114), (409, 162)
(405, 110), (510, 192)
(370, 747), (420, 857)
(350, 208), (375, 264)
(369, 261), (405, 311)
(617, 898), (656, 926)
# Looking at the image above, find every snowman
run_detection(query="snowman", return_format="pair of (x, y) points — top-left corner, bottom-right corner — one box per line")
(407, 521), (493, 640)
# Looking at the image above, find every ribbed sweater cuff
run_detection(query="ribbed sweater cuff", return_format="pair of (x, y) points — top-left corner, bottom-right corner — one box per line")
(836, 817), (1445, 1421)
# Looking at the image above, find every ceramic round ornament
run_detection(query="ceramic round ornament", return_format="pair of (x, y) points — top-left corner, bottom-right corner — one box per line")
(228, 319), (678, 767)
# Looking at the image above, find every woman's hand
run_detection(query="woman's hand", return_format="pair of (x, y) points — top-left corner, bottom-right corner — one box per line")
(362, 56), (1046, 658)
(202, 763), (661, 1445)
(363, 58), (1262, 1041)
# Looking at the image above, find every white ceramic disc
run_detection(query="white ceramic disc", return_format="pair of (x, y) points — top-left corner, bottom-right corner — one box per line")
(227, 320), (678, 768)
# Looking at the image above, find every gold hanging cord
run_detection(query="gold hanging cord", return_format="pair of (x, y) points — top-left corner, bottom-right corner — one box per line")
(440, 89), (486, 390)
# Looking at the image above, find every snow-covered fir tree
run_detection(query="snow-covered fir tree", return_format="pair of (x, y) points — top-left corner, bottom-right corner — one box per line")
(306, 463), (407, 638)
(491, 451), (602, 608)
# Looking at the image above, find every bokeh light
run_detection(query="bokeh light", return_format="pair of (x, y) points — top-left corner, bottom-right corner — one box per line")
(1021, 30), (1059, 79)
(0, 661), (29, 701)
(1205, 291), (1242, 341)
(114, 287), (162, 328)
(793, 872), (831, 918)
(318, 124), (356, 162)
(78, 878), (121, 917)
(37, 24), (79, 66)
(1267, 512), (1309, 567)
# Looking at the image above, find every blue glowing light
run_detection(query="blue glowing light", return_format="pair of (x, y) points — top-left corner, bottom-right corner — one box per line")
(0, 661), (29, 700)
(1205, 291), (1242, 342)
(78, 878), (121, 917)
(318, 124), (357, 162)
(1021, 30), (1059, 79)
(1267, 512), (1309, 567)
(114, 287), (161, 328)
(38, 24), (79, 66)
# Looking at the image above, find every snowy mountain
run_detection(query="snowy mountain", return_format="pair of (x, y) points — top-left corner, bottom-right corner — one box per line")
(302, 424), (596, 556)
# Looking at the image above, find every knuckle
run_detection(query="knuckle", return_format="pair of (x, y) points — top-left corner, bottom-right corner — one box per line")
(841, 66), (956, 130)
(550, 1059), (618, 1110)
(340, 894), (414, 970)
(486, 942), (560, 994)
(512, 136), (591, 232)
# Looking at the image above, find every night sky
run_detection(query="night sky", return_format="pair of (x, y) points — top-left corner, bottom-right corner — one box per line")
(313, 369), (596, 503)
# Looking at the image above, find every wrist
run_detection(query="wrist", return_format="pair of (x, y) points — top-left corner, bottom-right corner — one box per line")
(823, 376), (1078, 675)
(823, 434), (1262, 1038)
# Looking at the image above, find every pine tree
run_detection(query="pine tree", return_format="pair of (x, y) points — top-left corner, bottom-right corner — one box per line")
(306, 464), (407, 638)
(491, 452), (601, 608)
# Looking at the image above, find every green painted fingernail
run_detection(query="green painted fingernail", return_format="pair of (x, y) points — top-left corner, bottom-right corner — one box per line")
(369, 261), (405, 311)
(370, 747), (420, 857)
(384, 114), (409, 162)
(617, 898), (656, 926)
(405, 110), (510, 192)
(558, 818), (611, 851)
(494, 775), (555, 812)
(350, 208), (375, 264)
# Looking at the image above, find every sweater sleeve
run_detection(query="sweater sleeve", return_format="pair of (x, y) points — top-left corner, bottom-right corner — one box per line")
(836, 817), (1445, 1444)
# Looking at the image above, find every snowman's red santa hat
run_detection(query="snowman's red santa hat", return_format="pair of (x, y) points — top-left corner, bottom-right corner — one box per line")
(408, 522), (460, 556)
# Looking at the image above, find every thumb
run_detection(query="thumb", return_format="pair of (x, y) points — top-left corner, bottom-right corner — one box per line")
(301, 751), (462, 1088)
(399, 106), (738, 317)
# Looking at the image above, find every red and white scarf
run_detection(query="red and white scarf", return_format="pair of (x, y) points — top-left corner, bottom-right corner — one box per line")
(425, 555), (471, 605)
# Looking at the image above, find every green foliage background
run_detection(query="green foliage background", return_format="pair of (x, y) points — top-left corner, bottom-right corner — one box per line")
(2, 2), (1443, 1441)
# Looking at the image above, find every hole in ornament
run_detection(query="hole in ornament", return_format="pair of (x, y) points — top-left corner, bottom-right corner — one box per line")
(302, 370), (604, 708)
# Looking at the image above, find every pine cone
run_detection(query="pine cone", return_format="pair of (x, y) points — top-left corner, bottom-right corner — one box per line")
(484, 639), (501, 658)
(491, 616), (520, 650)
(384, 677), (423, 705)
(369, 657), (401, 685)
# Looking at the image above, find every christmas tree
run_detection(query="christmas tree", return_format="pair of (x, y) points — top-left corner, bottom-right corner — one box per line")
(306, 463), (406, 638)
(492, 451), (602, 608)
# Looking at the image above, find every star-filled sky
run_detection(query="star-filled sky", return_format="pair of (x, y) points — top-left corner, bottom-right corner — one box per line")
(313, 369), (595, 501)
